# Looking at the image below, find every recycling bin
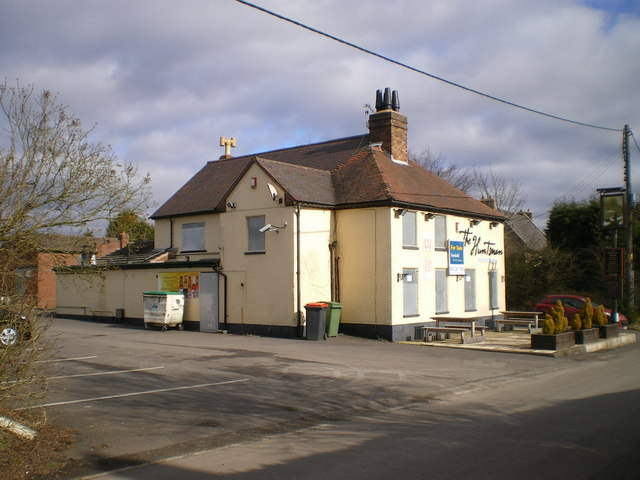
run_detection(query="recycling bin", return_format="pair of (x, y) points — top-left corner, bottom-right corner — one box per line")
(321, 301), (342, 337)
(143, 291), (185, 331)
(304, 302), (328, 341)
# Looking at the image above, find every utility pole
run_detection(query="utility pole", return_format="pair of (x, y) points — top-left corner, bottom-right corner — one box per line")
(623, 124), (635, 314)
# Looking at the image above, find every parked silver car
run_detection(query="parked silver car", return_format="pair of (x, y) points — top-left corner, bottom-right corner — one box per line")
(0, 310), (32, 347)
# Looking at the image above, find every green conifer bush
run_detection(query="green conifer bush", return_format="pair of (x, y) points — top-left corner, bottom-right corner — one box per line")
(580, 298), (593, 329)
(594, 304), (607, 326)
(571, 313), (582, 331)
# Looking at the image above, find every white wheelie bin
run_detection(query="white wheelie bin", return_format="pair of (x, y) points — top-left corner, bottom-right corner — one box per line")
(142, 291), (185, 331)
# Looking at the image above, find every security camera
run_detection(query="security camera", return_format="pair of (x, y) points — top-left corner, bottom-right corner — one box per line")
(259, 224), (272, 233)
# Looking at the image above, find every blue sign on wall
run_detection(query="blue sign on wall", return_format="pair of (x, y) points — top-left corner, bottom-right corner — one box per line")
(448, 240), (465, 275)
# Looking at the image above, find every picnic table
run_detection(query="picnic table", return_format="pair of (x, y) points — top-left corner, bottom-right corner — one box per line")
(496, 311), (542, 332)
(431, 316), (482, 337)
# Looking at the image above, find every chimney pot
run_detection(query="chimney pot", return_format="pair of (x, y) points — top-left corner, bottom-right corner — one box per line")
(383, 87), (392, 110)
(392, 90), (400, 112)
(368, 88), (408, 163)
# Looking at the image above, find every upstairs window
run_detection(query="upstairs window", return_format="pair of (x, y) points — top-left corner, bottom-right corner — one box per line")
(247, 216), (266, 253)
(182, 222), (205, 252)
(434, 215), (447, 249)
(402, 211), (417, 248)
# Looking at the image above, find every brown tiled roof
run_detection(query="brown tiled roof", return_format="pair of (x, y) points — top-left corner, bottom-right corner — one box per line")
(152, 134), (503, 220)
(256, 158), (336, 206)
(152, 135), (368, 218)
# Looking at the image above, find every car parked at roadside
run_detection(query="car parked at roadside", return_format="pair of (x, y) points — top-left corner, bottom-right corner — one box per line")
(534, 294), (627, 325)
(0, 310), (33, 347)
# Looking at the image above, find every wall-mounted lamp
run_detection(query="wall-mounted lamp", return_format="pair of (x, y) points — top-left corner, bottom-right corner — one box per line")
(226, 201), (236, 208)
(259, 222), (288, 233)
(470, 219), (481, 226)
(397, 273), (408, 282)
(423, 212), (435, 221)
(490, 221), (500, 228)
(395, 208), (408, 217)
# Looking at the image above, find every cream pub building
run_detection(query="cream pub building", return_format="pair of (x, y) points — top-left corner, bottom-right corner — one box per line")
(57, 89), (506, 342)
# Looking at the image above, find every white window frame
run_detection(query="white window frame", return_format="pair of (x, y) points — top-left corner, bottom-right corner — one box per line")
(247, 216), (266, 253)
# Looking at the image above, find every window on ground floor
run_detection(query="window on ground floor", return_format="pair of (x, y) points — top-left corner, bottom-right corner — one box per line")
(465, 269), (476, 311)
(403, 268), (418, 317)
(435, 268), (448, 314)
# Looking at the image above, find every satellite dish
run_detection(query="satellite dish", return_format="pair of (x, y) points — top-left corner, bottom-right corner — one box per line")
(267, 183), (278, 200)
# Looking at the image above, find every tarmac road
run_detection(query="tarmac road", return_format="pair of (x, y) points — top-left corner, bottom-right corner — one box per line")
(41, 318), (639, 479)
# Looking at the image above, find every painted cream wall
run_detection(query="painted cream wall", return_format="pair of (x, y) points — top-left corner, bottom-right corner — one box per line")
(220, 163), (296, 327)
(154, 218), (171, 250)
(153, 215), (221, 260)
(389, 212), (506, 325)
(335, 208), (392, 326)
(56, 267), (205, 321)
(298, 208), (332, 310)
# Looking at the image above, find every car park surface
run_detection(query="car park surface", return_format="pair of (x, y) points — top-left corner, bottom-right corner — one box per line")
(40, 318), (640, 479)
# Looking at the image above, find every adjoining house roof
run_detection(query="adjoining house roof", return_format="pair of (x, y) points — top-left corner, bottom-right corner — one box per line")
(151, 134), (503, 220)
(35, 234), (116, 253)
(96, 241), (167, 265)
(506, 212), (548, 251)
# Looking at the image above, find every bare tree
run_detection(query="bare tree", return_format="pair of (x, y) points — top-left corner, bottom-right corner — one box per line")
(409, 148), (474, 193)
(0, 80), (150, 420)
(471, 166), (525, 215)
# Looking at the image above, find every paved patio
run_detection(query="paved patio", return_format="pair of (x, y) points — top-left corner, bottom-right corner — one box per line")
(402, 328), (637, 357)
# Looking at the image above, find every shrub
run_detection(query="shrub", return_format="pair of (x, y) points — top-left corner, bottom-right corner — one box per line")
(571, 313), (582, 331)
(550, 300), (568, 334)
(580, 298), (593, 329)
(594, 304), (607, 326)
(542, 314), (555, 335)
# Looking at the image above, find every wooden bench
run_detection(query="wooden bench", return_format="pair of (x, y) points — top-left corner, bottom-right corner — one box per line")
(440, 323), (488, 337)
(421, 326), (485, 344)
(494, 318), (537, 333)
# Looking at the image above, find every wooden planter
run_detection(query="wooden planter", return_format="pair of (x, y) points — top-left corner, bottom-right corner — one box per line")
(574, 328), (599, 344)
(530, 331), (575, 350)
(596, 323), (619, 339)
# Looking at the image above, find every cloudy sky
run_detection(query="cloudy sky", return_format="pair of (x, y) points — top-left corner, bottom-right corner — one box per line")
(2, 0), (639, 229)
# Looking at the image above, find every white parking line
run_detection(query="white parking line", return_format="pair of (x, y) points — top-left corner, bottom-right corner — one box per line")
(22, 378), (250, 410)
(49, 366), (165, 380)
(37, 355), (98, 363)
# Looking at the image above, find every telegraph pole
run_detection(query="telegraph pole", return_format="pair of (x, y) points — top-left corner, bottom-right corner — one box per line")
(623, 124), (635, 313)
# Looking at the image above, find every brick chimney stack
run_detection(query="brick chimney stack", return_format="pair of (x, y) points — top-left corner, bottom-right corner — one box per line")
(368, 88), (408, 163)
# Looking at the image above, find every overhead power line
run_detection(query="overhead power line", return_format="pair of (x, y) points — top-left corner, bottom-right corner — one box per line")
(236, 0), (622, 133)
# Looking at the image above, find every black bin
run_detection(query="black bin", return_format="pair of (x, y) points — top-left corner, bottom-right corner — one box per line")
(304, 303), (328, 341)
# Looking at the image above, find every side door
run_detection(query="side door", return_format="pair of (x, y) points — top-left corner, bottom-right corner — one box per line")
(199, 272), (219, 332)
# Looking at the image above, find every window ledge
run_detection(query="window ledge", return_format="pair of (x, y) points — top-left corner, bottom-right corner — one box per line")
(245, 251), (266, 255)
(402, 246), (419, 250)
